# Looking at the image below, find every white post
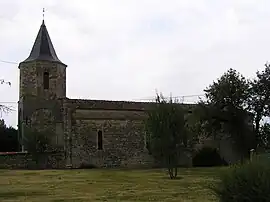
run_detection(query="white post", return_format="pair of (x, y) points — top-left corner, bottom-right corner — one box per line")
(250, 149), (255, 162)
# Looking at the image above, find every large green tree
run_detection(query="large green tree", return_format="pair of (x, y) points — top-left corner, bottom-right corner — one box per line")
(0, 119), (18, 152)
(145, 93), (188, 179)
(201, 69), (255, 161)
(248, 64), (270, 149)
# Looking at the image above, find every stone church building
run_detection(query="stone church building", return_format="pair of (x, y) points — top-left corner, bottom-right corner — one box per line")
(17, 20), (182, 168)
(17, 20), (241, 169)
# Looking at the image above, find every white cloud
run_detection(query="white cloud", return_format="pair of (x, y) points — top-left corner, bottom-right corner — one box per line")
(0, 0), (270, 127)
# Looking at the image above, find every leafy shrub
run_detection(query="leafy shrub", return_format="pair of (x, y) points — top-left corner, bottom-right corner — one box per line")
(78, 163), (97, 169)
(213, 160), (270, 202)
(192, 147), (228, 167)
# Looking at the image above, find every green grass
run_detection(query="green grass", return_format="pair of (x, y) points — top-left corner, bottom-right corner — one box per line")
(0, 168), (222, 202)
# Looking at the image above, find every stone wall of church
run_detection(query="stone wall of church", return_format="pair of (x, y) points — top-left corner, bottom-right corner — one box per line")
(18, 60), (67, 152)
(20, 98), (65, 151)
(71, 118), (154, 168)
(64, 99), (194, 168)
(0, 152), (65, 169)
(19, 61), (66, 100)
(64, 99), (156, 168)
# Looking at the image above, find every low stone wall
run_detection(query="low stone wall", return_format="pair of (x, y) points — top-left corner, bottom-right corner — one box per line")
(0, 151), (193, 169)
(0, 152), (66, 169)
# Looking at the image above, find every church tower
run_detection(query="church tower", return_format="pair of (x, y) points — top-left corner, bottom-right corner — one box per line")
(18, 20), (67, 151)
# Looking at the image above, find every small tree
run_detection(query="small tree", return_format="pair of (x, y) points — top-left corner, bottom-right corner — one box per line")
(145, 93), (188, 179)
(186, 103), (210, 144)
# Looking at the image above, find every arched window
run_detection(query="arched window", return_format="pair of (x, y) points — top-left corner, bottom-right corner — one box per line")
(97, 130), (103, 150)
(43, 72), (49, 89)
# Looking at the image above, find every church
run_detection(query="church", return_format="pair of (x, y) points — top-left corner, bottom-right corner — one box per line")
(15, 19), (244, 169)
(18, 20), (190, 168)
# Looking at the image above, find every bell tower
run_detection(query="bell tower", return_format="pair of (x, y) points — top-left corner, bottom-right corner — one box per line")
(18, 19), (67, 151)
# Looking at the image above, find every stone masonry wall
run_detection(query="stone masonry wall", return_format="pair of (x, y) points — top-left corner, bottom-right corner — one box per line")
(19, 98), (65, 151)
(72, 119), (153, 168)
(19, 61), (66, 100)
(0, 152), (66, 169)
(64, 99), (194, 168)
(19, 60), (66, 152)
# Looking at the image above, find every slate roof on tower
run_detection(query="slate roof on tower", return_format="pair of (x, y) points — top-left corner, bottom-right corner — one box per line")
(22, 20), (66, 66)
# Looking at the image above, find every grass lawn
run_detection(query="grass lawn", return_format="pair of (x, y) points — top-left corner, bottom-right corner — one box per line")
(0, 167), (222, 202)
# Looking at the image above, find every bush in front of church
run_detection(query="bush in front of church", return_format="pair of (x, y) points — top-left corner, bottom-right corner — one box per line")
(192, 147), (228, 167)
(213, 159), (270, 202)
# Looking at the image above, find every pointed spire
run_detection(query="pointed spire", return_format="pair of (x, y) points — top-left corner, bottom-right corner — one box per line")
(22, 19), (66, 66)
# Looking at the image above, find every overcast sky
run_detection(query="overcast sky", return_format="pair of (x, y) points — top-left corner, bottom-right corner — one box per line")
(0, 0), (269, 127)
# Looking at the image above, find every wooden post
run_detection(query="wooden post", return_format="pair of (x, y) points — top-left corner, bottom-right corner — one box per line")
(250, 149), (255, 162)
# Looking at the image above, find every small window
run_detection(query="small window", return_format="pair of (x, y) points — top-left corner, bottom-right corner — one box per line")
(97, 130), (103, 150)
(43, 72), (49, 89)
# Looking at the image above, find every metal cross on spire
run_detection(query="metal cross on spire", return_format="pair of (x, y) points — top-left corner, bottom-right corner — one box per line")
(42, 8), (45, 21)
